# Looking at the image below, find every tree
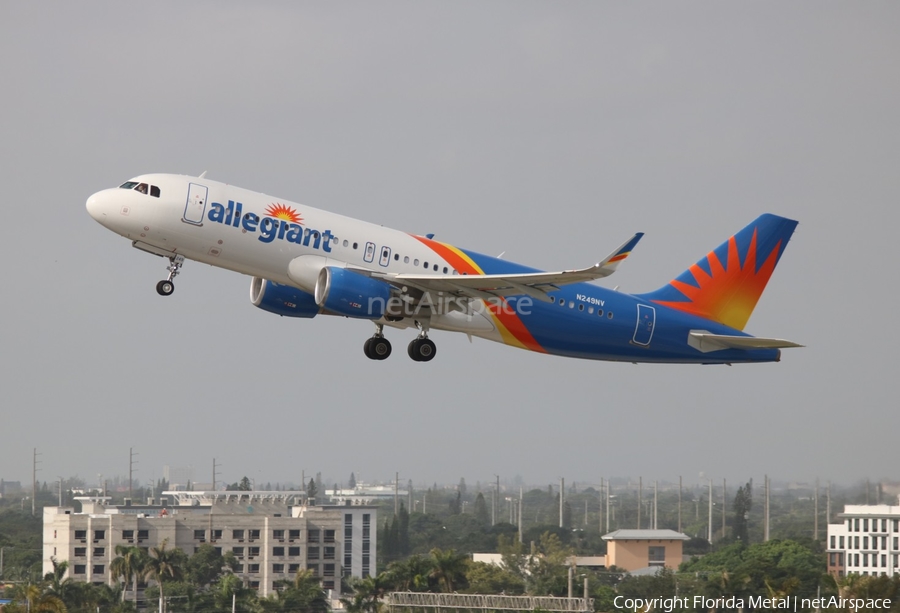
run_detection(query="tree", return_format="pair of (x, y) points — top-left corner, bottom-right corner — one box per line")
(110, 545), (148, 604)
(458, 478), (467, 498)
(428, 548), (468, 593)
(239, 476), (251, 491)
(307, 478), (318, 502)
(732, 480), (753, 543)
(449, 491), (461, 515)
(349, 473), (357, 489)
(473, 492), (490, 526)
(341, 574), (391, 613)
(144, 540), (186, 613)
(385, 555), (433, 591)
(262, 570), (327, 613)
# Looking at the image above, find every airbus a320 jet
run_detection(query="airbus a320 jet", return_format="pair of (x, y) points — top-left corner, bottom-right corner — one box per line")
(86, 173), (802, 364)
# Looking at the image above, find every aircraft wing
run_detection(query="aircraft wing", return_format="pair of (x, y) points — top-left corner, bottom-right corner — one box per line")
(688, 331), (804, 353)
(362, 232), (644, 302)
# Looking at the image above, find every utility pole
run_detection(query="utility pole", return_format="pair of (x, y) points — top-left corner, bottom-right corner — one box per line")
(764, 475), (770, 542)
(58, 477), (63, 506)
(707, 479), (713, 544)
(637, 477), (642, 529)
(394, 472), (399, 516)
(518, 487), (523, 543)
(826, 481), (832, 526)
(606, 479), (611, 532)
(653, 481), (658, 529)
(722, 479), (726, 540)
(559, 477), (564, 528)
(32, 448), (41, 517)
(599, 478), (604, 535)
(129, 448), (138, 500)
(814, 478), (819, 540)
(678, 476), (683, 533)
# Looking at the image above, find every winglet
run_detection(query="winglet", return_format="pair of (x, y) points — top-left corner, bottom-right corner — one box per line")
(598, 232), (644, 274)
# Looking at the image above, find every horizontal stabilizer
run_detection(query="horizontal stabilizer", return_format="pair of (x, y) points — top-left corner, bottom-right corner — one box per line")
(688, 330), (804, 353)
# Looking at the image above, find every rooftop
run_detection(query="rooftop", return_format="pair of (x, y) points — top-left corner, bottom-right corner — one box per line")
(602, 529), (690, 541)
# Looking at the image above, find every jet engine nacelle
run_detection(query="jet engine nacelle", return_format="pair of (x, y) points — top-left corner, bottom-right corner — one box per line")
(250, 277), (320, 318)
(315, 267), (392, 319)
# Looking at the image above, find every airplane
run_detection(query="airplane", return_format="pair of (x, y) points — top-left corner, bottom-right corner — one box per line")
(86, 173), (802, 364)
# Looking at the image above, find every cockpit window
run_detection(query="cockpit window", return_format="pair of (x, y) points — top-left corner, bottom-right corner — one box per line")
(135, 183), (149, 194)
(119, 180), (160, 197)
(150, 185), (160, 198)
(119, 181), (138, 189)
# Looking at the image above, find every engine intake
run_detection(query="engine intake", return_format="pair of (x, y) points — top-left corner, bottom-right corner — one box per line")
(250, 277), (320, 318)
(315, 267), (392, 319)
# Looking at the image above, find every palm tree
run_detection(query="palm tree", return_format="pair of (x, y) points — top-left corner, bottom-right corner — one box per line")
(428, 548), (468, 593)
(43, 559), (79, 608)
(340, 574), (391, 613)
(144, 540), (185, 613)
(8, 583), (67, 613)
(110, 545), (149, 604)
(385, 555), (432, 591)
(261, 570), (328, 613)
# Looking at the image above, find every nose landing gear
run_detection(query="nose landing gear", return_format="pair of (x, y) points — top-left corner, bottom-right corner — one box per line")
(156, 255), (184, 296)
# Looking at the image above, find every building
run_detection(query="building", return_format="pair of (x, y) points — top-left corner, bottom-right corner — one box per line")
(601, 529), (689, 572)
(826, 502), (900, 579)
(473, 529), (688, 575)
(43, 491), (376, 596)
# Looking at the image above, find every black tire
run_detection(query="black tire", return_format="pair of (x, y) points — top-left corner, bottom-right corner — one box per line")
(371, 338), (392, 360)
(408, 338), (436, 362)
(363, 338), (375, 360)
(408, 339), (421, 361)
(417, 338), (436, 361)
(156, 280), (174, 296)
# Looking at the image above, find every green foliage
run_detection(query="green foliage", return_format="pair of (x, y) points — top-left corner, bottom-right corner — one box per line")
(732, 481), (753, 543)
(464, 561), (525, 594)
(473, 492), (489, 526)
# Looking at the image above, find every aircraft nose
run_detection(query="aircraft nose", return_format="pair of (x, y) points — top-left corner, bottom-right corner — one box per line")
(86, 189), (113, 224)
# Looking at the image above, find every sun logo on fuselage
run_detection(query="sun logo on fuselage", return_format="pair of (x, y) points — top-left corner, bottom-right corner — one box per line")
(265, 203), (303, 224)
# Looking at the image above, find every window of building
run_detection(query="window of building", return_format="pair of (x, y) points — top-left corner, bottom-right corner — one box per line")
(233, 547), (244, 557)
(273, 529), (285, 540)
(864, 519), (869, 532)
(123, 530), (134, 540)
(855, 518), (860, 531)
(289, 547), (301, 556)
(249, 580), (260, 589)
(363, 542), (370, 553)
(882, 519), (888, 532)
(882, 554), (887, 568)
(345, 526), (353, 539)
(92, 565), (104, 575)
(289, 563), (300, 573)
(648, 546), (666, 566)
(138, 530), (149, 540)
(74, 565), (86, 574)
(840, 536), (844, 548)
(307, 564), (320, 576)
(273, 564), (284, 574)
(212, 529), (222, 540)
(864, 537), (869, 550)
(308, 529), (320, 543)
(830, 536), (836, 548)
(894, 537), (899, 550)
(273, 547), (285, 556)
(308, 547), (320, 559)
(855, 536), (860, 549)
(93, 547), (104, 556)
(344, 554), (352, 568)
(863, 554), (868, 567)
(324, 547), (335, 560)
(829, 553), (836, 566)
(194, 530), (206, 541)
(248, 564), (260, 574)
(233, 529), (245, 540)
(324, 563), (335, 577)
(289, 529), (300, 540)
(75, 530), (87, 540)
(324, 530), (335, 543)
(93, 530), (105, 540)
(323, 581), (335, 590)
(75, 547), (86, 557)
(249, 529), (261, 540)
(249, 547), (260, 557)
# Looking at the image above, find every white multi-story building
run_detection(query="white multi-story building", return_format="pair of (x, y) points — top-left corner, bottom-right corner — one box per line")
(826, 502), (900, 579)
(43, 491), (376, 596)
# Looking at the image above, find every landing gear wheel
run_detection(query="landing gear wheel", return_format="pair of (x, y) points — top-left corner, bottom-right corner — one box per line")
(364, 337), (392, 360)
(371, 337), (392, 360)
(156, 280), (175, 296)
(408, 338), (436, 362)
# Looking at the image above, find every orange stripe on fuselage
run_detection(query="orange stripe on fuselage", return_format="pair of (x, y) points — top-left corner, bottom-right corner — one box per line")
(411, 235), (546, 353)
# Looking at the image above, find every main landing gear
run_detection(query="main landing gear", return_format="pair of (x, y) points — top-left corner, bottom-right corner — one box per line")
(156, 255), (184, 296)
(364, 324), (392, 361)
(362, 323), (437, 362)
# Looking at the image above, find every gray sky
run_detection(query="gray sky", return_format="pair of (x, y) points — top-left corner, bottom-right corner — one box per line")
(1, 2), (897, 492)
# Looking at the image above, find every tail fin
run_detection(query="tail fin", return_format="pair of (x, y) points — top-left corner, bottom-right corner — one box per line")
(637, 214), (798, 331)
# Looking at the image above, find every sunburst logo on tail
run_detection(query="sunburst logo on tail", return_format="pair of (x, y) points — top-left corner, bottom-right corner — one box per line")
(265, 203), (303, 224)
(652, 228), (782, 331)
